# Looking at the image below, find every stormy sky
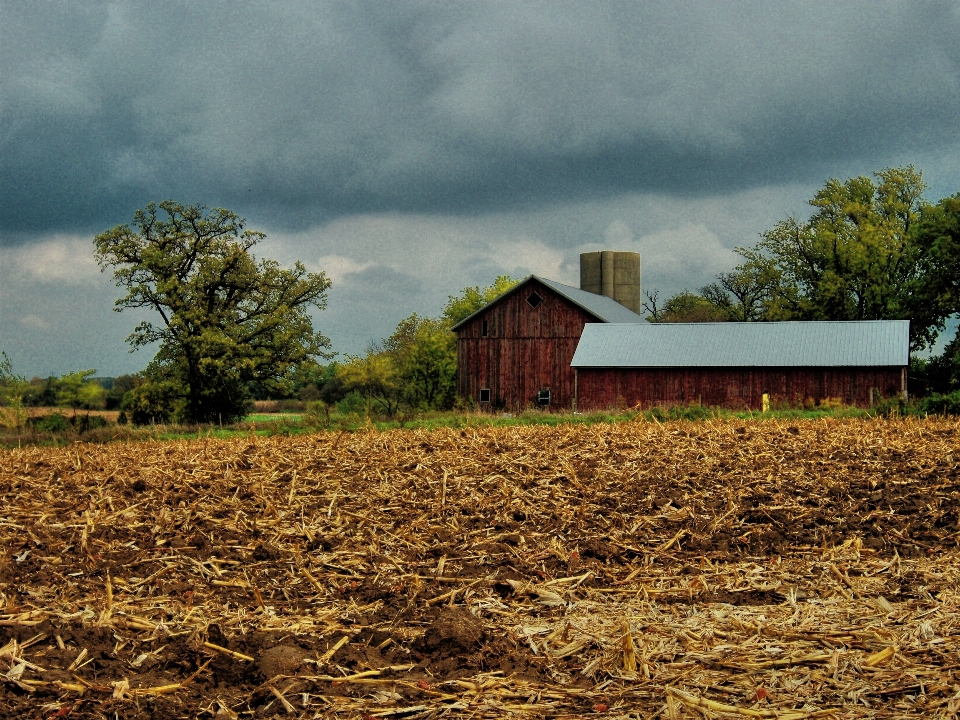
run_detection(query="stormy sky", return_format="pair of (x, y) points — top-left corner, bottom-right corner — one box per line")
(2, 1), (960, 376)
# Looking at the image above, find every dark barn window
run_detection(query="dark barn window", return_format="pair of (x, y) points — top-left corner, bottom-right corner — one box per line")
(526, 291), (543, 308)
(479, 388), (491, 403)
(537, 388), (551, 406)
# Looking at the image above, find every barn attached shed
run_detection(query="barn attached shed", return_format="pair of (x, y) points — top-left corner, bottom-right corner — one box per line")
(453, 275), (644, 410)
(571, 320), (910, 411)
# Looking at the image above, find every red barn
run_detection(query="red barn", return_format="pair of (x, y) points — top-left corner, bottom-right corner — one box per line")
(452, 275), (644, 410)
(571, 321), (910, 410)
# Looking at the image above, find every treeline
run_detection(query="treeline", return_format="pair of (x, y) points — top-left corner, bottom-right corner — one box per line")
(0, 277), (519, 428)
(644, 167), (960, 395)
(0, 357), (125, 430)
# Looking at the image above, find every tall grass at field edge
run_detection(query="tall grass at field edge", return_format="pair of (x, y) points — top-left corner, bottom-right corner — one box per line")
(4, 398), (958, 448)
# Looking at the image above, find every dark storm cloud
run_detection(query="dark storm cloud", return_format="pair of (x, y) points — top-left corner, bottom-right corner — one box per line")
(2, 0), (960, 242)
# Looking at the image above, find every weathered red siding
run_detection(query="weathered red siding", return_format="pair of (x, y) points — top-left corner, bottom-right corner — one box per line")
(457, 279), (598, 410)
(574, 367), (907, 411)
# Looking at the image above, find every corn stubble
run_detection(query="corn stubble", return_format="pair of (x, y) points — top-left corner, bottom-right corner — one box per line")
(1, 417), (959, 718)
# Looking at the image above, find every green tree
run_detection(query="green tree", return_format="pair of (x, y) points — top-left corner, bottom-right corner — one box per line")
(385, 314), (457, 410)
(442, 275), (521, 325)
(338, 349), (402, 416)
(754, 166), (934, 348)
(913, 194), (960, 390)
(0, 352), (29, 429)
(55, 369), (107, 413)
(915, 194), (960, 330)
(699, 253), (782, 322)
(94, 201), (332, 424)
(651, 290), (730, 323)
(105, 374), (138, 410)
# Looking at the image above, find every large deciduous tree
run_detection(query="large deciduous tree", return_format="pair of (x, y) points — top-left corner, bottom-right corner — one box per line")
(95, 201), (332, 424)
(755, 166), (935, 349)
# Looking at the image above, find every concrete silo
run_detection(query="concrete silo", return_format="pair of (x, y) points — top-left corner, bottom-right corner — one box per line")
(579, 251), (641, 314)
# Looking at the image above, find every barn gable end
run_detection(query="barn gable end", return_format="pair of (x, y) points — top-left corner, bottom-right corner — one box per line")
(453, 276), (643, 410)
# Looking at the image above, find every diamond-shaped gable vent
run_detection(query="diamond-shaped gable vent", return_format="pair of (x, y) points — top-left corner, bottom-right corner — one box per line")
(526, 291), (544, 308)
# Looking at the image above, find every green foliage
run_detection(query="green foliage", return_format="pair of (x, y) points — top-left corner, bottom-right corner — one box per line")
(303, 400), (329, 427)
(21, 377), (57, 407)
(926, 335), (960, 394)
(335, 390), (371, 416)
(336, 275), (519, 418)
(94, 201), (332, 424)
(105, 374), (138, 410)
(338, 351), (402, 416)
(384, 314), (456, 410)
(0, 352), (29, 429)
(442, 275), (521, 325)
(55, 369), (107, 411)
(120, 377), (180, 425)
(919, 391), (960, 416)
(32, 412), (71, 433)
(646, 404), (719, 421)
(651, 291), (730, 323)
(912, 194), (960, 385)
(699, 253), (782, 322)
(752, 166), (934, 349)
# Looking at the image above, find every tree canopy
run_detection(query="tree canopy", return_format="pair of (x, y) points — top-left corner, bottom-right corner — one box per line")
(645, 290), (729, 323)
(337, 275), (520, 416)
(651, 167), (956, 353)
(94, 201), (331, 423)
(442, 275), (521, 326)
(753, 166), (932, 347)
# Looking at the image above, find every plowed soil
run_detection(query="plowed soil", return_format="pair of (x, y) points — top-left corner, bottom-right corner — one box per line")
(1, 417), (959, 718)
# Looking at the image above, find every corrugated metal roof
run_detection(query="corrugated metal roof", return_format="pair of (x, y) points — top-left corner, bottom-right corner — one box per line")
(571, 321), (910, 367)
(450, 275), (645, 330)
(534, 277), (646, 323)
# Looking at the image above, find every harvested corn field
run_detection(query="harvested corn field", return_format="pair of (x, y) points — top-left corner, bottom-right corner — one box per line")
(1, 418), (960, 719)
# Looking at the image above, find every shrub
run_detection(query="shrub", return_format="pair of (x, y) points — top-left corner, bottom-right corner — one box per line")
(32, 413), (71, 433)
(304, 400), (329, 427)
(74, 414), (109, 432)
(920, 391), (960, 416)
(336, 391), (369, 417)
(121, 381), (179, 425)
(668, 405), (717, 421)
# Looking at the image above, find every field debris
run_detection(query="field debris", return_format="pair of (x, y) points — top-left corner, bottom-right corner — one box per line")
(0, 416), (959, 718)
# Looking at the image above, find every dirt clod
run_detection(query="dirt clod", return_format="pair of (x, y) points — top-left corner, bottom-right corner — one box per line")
(419, 607), (484, 652)
(258, 645), (308, 678)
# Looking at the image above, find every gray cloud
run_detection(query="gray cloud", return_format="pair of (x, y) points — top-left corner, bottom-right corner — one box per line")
(3, 0), (959, 241)
(4, 1), (960, 373)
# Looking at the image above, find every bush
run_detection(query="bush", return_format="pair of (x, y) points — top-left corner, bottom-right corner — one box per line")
(336, 391), (369, 417)
(121, 381), (179, 425)
(32, 412), (71, 433)
(73, 414), (109, 432)
(871, 396), (910, 417)
(29, 412), (111, 434)
(920, 391), (960, 416)
(668, 404), (717, 421)
(304, 400), (329, 427)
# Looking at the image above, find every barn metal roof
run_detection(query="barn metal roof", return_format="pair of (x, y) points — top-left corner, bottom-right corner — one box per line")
(450, 275), (645, 331)
(571, 320), (910, 367)
(534, 277), (647, 324)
